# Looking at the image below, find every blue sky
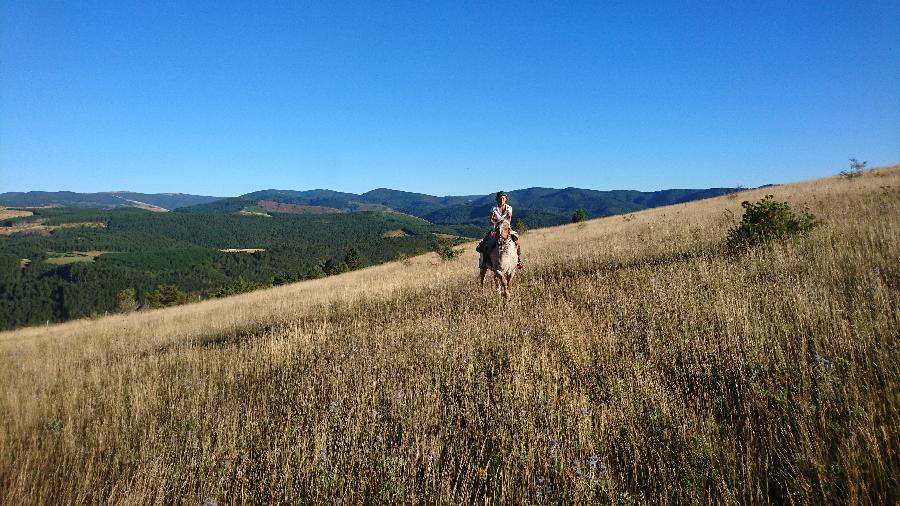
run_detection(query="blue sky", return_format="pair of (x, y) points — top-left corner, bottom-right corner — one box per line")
(1, 1), (897, 197)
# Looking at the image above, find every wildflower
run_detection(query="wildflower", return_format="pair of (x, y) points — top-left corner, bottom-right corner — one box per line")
(815, 354), (833, 367)
(334, 498), (344, 505)
(534, 475), (553, 493)
(548, 439), (560, 450)
(571, 460), (583, 478)
(579, 408), (591, 418)
(199, 498), (218, 506)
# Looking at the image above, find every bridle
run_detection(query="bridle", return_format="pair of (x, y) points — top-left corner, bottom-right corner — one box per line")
(496, 220), (512, 253)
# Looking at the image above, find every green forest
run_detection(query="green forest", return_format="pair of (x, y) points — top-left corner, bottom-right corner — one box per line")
(0, 208), (477, 330)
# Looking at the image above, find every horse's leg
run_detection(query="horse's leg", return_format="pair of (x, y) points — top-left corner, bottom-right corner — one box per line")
(479, 266), (488, 288)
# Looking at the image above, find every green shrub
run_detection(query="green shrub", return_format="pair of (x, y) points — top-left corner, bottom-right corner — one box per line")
(117, 288), (138, 313)
(572, 208), (588, 223)
(306, 263), (327, 279)
(211, 277), (270, 298)
(344, 247), (367, 270)
(514, 218), (529, 235)
(433, 238), (463, 261)
(144, 284), (190, 308)
(727, 195), (819, 251)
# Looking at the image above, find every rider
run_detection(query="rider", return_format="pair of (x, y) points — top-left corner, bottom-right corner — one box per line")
(478, 191), (524, 269)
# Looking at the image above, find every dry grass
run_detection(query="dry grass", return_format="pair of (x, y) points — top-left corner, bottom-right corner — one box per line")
(0, 208), (33, 221)
(1, 166), (898, 504)
(0, 220), (106, 236)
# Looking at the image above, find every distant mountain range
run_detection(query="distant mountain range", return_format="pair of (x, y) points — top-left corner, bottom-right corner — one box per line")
(0, 191), (221, 211)
(176, 187), (741, 227)
(1, 186), (741, 227)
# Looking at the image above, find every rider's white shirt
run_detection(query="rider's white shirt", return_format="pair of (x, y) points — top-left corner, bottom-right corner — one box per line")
(491, 205), (512, 223)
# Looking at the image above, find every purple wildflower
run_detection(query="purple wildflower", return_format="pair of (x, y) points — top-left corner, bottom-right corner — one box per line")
(571, 460), (583, 478)
(548, 439), (561, 450)
(815, 354), (833, 367)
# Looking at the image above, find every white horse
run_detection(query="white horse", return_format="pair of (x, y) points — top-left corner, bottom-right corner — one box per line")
(479, 219), (518, 298)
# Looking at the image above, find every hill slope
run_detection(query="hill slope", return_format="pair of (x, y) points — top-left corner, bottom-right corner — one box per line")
(0, 191), (223, 210)
(1, 166), (897, 503)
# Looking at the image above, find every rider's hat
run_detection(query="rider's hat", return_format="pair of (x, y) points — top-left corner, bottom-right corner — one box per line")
(495, 191), (509, 200)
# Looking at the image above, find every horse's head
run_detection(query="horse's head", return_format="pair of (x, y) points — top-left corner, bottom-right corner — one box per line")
(496, 219), (512, 244)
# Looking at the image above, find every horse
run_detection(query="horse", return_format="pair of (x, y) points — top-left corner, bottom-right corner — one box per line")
(479, 219), (518, 298)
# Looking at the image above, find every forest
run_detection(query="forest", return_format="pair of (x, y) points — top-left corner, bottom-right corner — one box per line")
(0, 207), (476, 330)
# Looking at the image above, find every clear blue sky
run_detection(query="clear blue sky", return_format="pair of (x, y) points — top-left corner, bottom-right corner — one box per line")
(1, 1), (897, 196)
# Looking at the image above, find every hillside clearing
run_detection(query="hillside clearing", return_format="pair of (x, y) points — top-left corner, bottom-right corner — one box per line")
(382, 229), (411, 238)
(219, 248), (266, 253)
(0, 166), (897, 504)
(44, 251), (110, 265)
(0, 220), (106, 236)
(0, 208), (32, 220)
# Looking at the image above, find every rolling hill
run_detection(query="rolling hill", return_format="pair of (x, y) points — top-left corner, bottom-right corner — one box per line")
(1, 166), (896, 503)
(0, 191), (223, 211)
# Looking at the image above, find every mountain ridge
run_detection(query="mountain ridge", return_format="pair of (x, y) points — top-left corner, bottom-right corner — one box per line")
(1, 185), (742, 227)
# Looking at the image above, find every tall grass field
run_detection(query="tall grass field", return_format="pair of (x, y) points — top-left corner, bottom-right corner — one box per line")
(1, 167), (897, 504)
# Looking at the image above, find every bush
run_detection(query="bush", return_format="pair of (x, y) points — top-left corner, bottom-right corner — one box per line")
(144, 284), (190, 308)
(839, 158), (867, 180)
(117, 288), (138, 313)
(306, 263), (327, 279)
(572, 208), (588, 223)
(727, 195), (819, 251)
(514, 218), (529, 235)
(344, 248), (367, 270)
(324, 258), (349, 275)
(434, 238), (463, 261)
(211, 277), (270, 298)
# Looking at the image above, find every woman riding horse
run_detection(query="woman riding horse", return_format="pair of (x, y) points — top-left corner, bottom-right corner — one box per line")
(478, 191), (524, 269)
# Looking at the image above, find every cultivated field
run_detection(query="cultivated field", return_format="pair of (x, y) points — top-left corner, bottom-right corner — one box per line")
(1, 167), (897, 504)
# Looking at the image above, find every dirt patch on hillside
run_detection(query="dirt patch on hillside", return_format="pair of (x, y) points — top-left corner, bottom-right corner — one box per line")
(382, 229), (411, 238)
(0, 208), (34, 220)
(116, 198), (168, 212)
(220, 248), (266, 253)
(0, 220), (106, 236)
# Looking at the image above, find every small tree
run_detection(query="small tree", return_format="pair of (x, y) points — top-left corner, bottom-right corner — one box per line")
(572, 208), (588, 223)
(144, 284), (189, 309)
(726, 195), (819, 251)
(514, 218), (529, 235)
(840, 158), (867, 180)
(324, 258), (349, 275)
(434, 237), (463, 261)
(344, 248), (367, 270)
(306, 262), (327, 279)
(211, 277), (269, 298)
(117, 288), (138, 313)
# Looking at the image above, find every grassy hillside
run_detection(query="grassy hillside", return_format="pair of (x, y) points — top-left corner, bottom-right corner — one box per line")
(0, 166), (897, 504)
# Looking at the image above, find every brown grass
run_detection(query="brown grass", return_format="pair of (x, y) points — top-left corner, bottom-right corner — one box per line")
(0, 208), (33, 220)
(0, 166), (897, 504)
